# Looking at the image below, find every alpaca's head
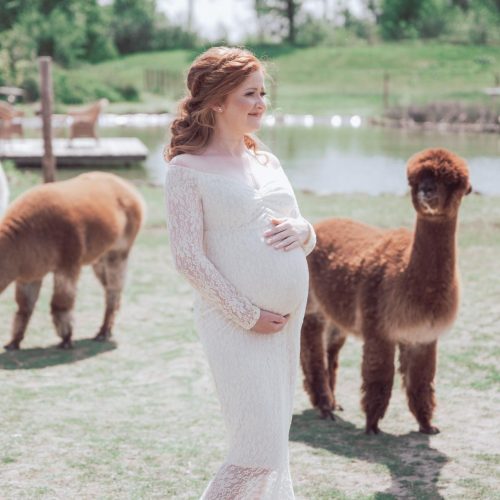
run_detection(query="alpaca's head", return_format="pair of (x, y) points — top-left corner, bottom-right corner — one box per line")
(407, 148), (471, 218)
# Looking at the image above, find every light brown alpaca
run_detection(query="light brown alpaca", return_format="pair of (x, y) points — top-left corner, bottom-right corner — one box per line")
(1, 172), (145, 350)
(301, 148), (471, 434)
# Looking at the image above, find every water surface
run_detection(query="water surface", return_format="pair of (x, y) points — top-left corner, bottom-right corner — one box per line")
(27, 124), (500, 195)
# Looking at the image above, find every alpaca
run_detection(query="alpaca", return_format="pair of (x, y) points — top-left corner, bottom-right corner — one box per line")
(0, 162), (9, 216)
(0, 172), (145, 350)
(301, 148), (471, 435)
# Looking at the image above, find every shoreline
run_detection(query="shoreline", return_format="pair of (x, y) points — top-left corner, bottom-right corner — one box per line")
(11, 111), (500, 134)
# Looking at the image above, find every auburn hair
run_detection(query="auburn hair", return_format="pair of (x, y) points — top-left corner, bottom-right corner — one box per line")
(165, 46), (264, 161)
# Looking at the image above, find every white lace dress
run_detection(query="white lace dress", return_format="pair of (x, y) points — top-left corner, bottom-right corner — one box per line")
(164, 153), (316, 499)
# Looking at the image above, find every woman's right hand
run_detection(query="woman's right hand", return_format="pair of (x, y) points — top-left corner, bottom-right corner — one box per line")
(251, 309), (290, 334)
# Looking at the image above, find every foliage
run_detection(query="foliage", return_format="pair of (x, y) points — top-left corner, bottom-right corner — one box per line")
(0, 0), (199, 88)
(53, 71), (140, 105)
(151, 18), (200, 51)
(380, 0), (440, 40)
(255, 0), (303, 44)
(111, 0), (156, 54)
(378, 0), (500, 42)
(56, 43), (499, 116)
(294, 15), (331, 47)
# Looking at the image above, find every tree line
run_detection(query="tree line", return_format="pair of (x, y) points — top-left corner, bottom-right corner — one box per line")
(259, 0), (499, 46)
(1, 0), (499, 67)
(0, 0), (498, 103)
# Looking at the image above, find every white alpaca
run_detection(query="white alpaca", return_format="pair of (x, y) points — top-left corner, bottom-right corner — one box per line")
(0, 163), (9, 216)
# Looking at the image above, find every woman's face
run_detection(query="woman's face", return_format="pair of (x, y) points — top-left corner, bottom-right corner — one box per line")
(217, 69), (267, 134)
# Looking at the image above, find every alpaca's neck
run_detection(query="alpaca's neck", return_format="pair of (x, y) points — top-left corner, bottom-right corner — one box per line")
(0, 228), (18, 294)
(408, 216), (458, 286)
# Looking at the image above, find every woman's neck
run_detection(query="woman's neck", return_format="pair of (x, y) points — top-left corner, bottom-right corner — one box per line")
(206, 129), (247, 157)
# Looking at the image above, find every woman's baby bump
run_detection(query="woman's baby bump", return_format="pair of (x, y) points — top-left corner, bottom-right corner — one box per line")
(205, 229), (309, 316)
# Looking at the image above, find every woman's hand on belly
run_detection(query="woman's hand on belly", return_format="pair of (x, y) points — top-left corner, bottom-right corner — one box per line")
(264, 217), (310, 251)
(251, 309), (290, 334)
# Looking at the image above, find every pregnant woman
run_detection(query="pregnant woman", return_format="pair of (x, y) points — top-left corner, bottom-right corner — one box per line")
(164, 47), (316, 499)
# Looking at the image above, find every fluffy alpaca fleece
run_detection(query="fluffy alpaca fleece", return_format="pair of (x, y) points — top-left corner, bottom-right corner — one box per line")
(301, 148), (471, 434)
(0, 172), (145, 350)
(0, 162), (9, 216)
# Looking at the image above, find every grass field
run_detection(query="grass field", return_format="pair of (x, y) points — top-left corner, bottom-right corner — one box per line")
(0, 169), (499, 499)
(41, 42), (500, 117)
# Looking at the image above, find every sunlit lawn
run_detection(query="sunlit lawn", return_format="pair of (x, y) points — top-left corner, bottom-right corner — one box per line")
(0, 169), (498, 499)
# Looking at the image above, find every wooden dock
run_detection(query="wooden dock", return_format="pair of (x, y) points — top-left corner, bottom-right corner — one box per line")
(0, 138), (149, 167)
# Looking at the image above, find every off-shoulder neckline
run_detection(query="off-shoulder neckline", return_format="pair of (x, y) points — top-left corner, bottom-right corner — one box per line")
(166, 163), (261, 192)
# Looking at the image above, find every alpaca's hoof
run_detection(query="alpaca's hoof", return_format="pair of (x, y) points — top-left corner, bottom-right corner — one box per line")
(319, 408), (336, 421)
(93, 330), (112, 342)
(4, 341), (20, 351)
(365, 423), (380, 435)
(419, 425), (440, 435)
(57, 338), (73, 349)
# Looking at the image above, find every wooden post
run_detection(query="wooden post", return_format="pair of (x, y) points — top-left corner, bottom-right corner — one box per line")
(39, 56), (56, 183)
(383, 71), (389, 110)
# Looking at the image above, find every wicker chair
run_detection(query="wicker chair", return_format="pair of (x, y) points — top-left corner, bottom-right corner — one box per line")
(0, 101), (24, 139)
(67, 98), (108, 142)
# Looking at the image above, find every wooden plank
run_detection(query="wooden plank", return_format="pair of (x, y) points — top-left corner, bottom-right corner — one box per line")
(0, 138), (149, 167)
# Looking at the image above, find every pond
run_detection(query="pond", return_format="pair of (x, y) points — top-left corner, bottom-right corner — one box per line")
(27, 122), (500, 196)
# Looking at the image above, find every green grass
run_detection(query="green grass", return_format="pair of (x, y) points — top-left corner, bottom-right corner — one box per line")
(0, 169), (499, 499)
(38, 42), (500, 116)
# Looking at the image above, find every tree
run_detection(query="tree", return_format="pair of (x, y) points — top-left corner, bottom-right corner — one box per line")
(0, 0), (116, 67)
(112, 0), (156, 54)
(379, 0), (449, 40)
(255, 0), (302, 44)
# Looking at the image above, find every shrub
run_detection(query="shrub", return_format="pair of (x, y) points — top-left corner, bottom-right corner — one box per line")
(53, 72), (121, 104)
(114, 84), (140, 102)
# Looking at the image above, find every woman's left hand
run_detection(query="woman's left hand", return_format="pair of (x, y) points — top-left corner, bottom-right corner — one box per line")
(263, 217), (310, 251)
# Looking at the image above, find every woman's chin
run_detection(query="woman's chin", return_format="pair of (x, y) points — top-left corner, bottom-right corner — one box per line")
(246, 118), (263, 133)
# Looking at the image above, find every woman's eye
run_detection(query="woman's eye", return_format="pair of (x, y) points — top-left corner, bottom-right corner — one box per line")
(260, 92), (267, 97)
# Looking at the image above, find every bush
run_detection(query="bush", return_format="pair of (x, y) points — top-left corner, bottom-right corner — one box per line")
(151, 20), (200, 50)
(113, 84), (140, 102)
(54, 72), (121, 104)
(19, 69), (40, 102)
(295, 16), (331, 47)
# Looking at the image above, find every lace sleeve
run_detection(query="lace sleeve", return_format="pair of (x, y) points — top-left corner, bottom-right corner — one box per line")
(164, 166), (261, 330)
(263, 151), (317, 256)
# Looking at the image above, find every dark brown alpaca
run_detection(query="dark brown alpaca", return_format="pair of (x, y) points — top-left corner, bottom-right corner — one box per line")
(301, 148), (471, 434)
(1, 172), (145, 350)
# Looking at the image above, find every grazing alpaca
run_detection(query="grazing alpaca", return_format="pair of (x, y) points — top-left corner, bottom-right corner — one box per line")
(0, 172), (145, 350)
(0, 162), (9, 216)
(301, 148), (471, 434)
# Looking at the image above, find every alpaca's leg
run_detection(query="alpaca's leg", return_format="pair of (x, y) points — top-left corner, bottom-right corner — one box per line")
(326, 326), (346, 412)
(399, 341), (439, 434)
(51, 269), (80, 349)
(361, 335), (396, 434)
(93, 250), (128, 341)
(4, 280), (43, 350)
(300, 311), (335, 419)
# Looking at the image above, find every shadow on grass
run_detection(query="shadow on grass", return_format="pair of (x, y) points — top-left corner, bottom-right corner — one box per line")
(290, 410), (449, 499)
(0, 339), (117, 370)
